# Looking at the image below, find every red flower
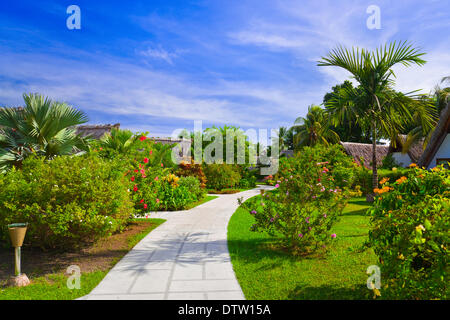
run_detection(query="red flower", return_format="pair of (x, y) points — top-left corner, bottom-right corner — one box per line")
(149, 150), (153, 155)
(133, 185), (138, 192)
(161, 163), (164, 167)
(140, 169), (145, 174)
(139, 136), (147, 141)
(143, 157), (149, 163)
(131, 176), (135, 182)
(134, 169), (139, 173)
(140, 199), (144, 203)
(143, 204), (148, 209)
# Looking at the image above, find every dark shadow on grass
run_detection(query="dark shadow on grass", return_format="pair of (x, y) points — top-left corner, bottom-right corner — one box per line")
(287, 283), (371, 300)
(349, 200), (371, 206)
(342, 208), (370, 216)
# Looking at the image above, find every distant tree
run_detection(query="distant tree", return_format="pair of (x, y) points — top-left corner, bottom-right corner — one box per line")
(292, 105), (339, 149)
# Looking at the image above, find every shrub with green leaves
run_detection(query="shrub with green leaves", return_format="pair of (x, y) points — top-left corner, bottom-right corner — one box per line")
(368, 165), (449, 299)
(203, 163), (241, 190)
(239, 145), (349, 254)
(0, 155), (133, 250)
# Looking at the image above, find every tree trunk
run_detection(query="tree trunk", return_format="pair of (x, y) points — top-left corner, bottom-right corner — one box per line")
(372, 118), (378, 191)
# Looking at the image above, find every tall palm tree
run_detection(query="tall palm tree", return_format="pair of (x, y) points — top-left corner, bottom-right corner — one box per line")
(318, 41), (436, 190)
(292, 105), (340, 149)
(0, 93), (89, 170)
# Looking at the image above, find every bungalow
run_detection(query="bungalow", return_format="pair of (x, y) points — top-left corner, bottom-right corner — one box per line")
(388, 134), (424, 167)
(418, 103), (450, 169)
(340, 141), (390, 168)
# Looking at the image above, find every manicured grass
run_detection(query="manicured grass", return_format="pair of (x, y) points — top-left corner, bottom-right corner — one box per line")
(227, 197), (377, 300)
(184, 195), (219, 209)
(0, 218), (165, 300)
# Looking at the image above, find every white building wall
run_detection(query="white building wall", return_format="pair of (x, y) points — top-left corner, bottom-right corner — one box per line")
(429, 133), (450, 168)
(392, 152), (411, 167)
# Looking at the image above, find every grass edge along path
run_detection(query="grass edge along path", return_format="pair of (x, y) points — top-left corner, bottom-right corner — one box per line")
(227, 196), (377, 300)
(0, 218), (165, 300)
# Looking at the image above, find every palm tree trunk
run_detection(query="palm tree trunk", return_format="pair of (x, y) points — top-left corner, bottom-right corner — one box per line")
(372, 118), (378, 191)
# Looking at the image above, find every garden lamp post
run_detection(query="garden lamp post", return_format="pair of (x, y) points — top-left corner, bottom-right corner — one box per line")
(7, 223), (30, 286)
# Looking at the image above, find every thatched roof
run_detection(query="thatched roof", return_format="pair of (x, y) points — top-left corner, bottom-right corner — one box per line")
(389, 134), (425, 163)
(76, 123), (120, 139)
(340, 142), (389, 168)
(418, 102), (450, 168)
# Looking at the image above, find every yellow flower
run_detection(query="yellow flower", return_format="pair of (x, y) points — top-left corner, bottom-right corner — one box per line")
(398, 254), (405, 260)
(415, 224), (426, 232)
(392, 167), (397, 171)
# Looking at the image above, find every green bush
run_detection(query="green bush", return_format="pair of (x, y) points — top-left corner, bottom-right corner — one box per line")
(239, 145), (349, 254)
(368, 165), (449, 299)
(178, 176), (206, 200)
(203, 164), (241, 190)
(0, 155), (134, 250)
(354, 166), (413, 195)
(275, 144), (356, 190)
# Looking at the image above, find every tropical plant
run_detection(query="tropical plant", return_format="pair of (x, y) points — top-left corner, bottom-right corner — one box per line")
(292, 105), (340, 149)
(238, 147), (349, 254)
(0, 154), (133, 250)
(0, 93), (89, 171)
(368, 165), (449, 299)
(99, 127), (135, 153)
(323, 81), (372, 143)
(318, 41), (437, 190)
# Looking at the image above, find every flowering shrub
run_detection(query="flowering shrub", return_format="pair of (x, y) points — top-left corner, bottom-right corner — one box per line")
(275, 144), (356, 190)
(0, 155), (133, 250)
(203, 163), (241, 190)
(176, 160), (207, 189)
(368, 165), (449, 299)
(239, 146), (349, 254)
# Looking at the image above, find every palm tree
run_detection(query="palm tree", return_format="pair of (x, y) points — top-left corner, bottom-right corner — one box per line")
(275, 126), (288, 151)
(292, 105), (340, 149)
(99, 127), (135, 153)
(318, 41), (436, 190)
(0, 93), (89, 170)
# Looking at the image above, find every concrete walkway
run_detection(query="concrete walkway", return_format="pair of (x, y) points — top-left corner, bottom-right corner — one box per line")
(80, 185), (272, 300)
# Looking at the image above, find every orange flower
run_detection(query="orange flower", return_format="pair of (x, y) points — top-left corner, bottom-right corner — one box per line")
(409, 163), (417, 168)
(380, 177), (389, 185)
(395, 176), (407, 184)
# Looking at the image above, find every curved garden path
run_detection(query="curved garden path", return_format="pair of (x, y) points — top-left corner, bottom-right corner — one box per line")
(80, 185), (273, 300)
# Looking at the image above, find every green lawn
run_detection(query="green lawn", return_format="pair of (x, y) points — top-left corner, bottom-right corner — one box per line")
(227, 197), (377, 300)
(0, 218), (165, 300)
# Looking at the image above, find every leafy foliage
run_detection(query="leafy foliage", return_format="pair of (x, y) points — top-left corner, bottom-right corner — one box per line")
(368, 165), (449, 299)
(239, 145), (351, 254)
(0, 155), (133, 250)
(0, 93), (89, 171)
(203, 163), (241, 190)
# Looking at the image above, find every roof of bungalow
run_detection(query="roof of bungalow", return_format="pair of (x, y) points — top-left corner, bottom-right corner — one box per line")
(75, 123), (121, 139)
(418, 102), (450, 168)
(340, 141), (389, 168)
(389, 134), (425, 164)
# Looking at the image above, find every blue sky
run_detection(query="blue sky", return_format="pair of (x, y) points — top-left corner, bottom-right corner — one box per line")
(0, 0), (449, 137)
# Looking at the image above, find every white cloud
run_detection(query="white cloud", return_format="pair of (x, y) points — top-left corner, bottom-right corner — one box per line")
(138, 46), (178, 64)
